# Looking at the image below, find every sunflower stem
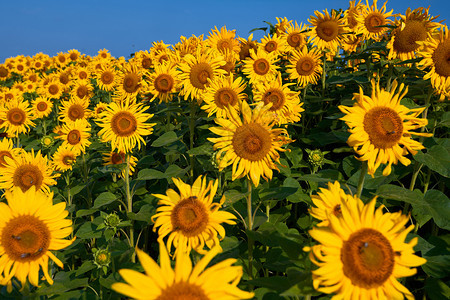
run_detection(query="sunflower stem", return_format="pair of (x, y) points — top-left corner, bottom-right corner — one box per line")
(124, 153), (135, 263)
(246, 179), (254, 287)
(188, 100), (197, 183)
(356, 161), (368, 199)
(321, 54), (326, 98)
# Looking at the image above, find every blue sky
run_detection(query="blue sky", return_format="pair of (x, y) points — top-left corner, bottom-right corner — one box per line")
(1, 0), (449, 61)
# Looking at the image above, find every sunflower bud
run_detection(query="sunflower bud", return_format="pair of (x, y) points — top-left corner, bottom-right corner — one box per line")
(104, 212), (121, 229)
(306, 149), (331, 173)
(93, 248), (111, 274)
(40, 135), (54, 148)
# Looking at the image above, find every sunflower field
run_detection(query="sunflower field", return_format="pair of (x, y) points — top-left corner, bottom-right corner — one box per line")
(0, 0), (449, 299)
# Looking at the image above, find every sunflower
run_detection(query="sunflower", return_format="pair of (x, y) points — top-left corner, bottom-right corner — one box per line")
(208, 101), (293, 187)
(97, 49), (113, 61)
(206, 25), (240, 56)
(173, 34), (205, 58)
(355, 0), (393, 42)
(241, 48), (280, 84)
(56, 119), (92, 153)
(307, 194), (426, 299)
(54, 69), (73, 93)
(0, 186), (74, 292)
(339, 80), (431, 176)
(114, 63), (143, 103)
(283, 21), (309, 52)
(39, 80), (64, 100)
(238, 33), (258, 61)
(31, 97), (53, 119)
(274, 17), (293, 35)
(0, 149), (57, 193)
(93, 102), (109, 118)
(112, 242), (254, 299)
(55, 52), (69, 68)
(102, 151), (137, 178)
(96, 101), (155, 153)
(342, 34), (364, 53)
(0, 64), (10, 80)
(52, 144), (80, 172)
(344, 0), (364, 30)
(0, 138), (23, 168)
(144, 62), (180, 103)
(201, 73), (247, 118)
(131, 50), (153, 70)
(310, 181), (361, 227)
(418, 25), (450, 96)
(1, 88), (20, 103)
(58, 97), (91, 124)
(67, 49), (81, 62)
(177, 48), (227, 103)
(259, 33), (288, 56)
(73, 66), (91, 81)
(387, 7), (442, 62)
(0, 98), (35, 137)
(286, 47), (323, 88)
(253, 73), (304, 125)
(307, 9), (347, 54)
(94, 63), (118, 92)
(151, 176), (236, 256)
(71, 79), (93, 103)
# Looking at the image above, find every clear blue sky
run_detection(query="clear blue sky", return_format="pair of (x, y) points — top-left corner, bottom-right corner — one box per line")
(1, 0), (449, 61)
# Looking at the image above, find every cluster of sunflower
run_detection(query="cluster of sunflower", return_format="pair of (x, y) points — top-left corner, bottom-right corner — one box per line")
(0, 0), (448, 298)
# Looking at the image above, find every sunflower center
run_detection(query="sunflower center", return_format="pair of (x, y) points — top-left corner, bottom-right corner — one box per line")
(141, 58), (152, 69)
(111, 111), (138, 137)
(171, 196), (209, 237)
(218, 39), (232, 52)
(78, 71), (88, 80)
(287, 32), (303, 48)
(264, 41), (277, 53)
(341, 228), (394, 288)
(1, 215), (50, 262)
(156, 281), (208, 300)
(37, 101), (48, 112)
(123, 73), (140, 93)
(7, 108), (26, 126)
(68, 104), (85, 121)
(363, 106), (403, 149)
(13, 164), (44, 192)
(48, 84), (59, 96)
(239, 43), (257, 60)
(158, 54), (169, 64)
(155, 74), (174, 93)
(296, 57), (315, 75)
(76, 86), (88, 99)
(0, 151), (13, 167)
(0, 66), (9, 78)
(101, 71), (114, 84)
(67, 129), (81, 145)
(232, 123), (272, 161)
(263, 89), (285, 111)
(5, 93), (13, 101)
(393, 20), (428, 53)
(316, 20), (339, 41)
(432, 37), (450, 77)
(214, 88), (238, 108)
(365, 12), (385, 33)
(62, 154), (75, 166)
(190, 62), (213, 89)
(69, 53), (78, 61)
(253, 58), (270, 75)
(111, 152), (125, 164)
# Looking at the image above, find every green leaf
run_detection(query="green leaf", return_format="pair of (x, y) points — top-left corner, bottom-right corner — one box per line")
(76, 208), (97, 218)
(186, 143), (213, 156)
(422, 190), (450, 230)
(36, 270), (89, 295)
(164, 165), (187, 179)
(75, 261), (96, 277)
(127, 204), (153, 222)
(76, 222), (102, 239)
(376, 184), (424, 205)
(223, 189), (247, 206)
(93, 192), (118, 209)
(425, 278), (450, 300)
(414, 145), (450, 178)
(259, 186), (298, 202)
(136, 168), (165, 180)
(151, 131), (178, 147)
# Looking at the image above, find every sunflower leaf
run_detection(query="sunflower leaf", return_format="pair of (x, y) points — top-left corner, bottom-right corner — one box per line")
(151, 131), (178, 147)
(413, 145), (450, 178)
(93, 192), (118, 209)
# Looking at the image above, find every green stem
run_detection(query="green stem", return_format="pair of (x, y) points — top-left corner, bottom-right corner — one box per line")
(188, 101), (197, 183)
(321, 54), (326, 98)
(404, 162), (423, 214)
(125, 154), (135, 262)
(386, 63), (394, 92)
(246, 179), (254, 287)
(356, 161), (368, 199)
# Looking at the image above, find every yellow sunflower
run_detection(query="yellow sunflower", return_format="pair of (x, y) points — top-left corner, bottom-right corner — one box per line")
(418, 25), (450, 96)
(0, 64), (10, 81)
(177, 48), (227, 103)
(355, 0), (393, 42)
(283, 21), (309, 52)
(112, 242), (254, 299)
(39, 80), (64, 100)
(253, 73), (304, 125)
(56, 119), (92, 153)
(93, 63), (118, 92)
(114, 63), (144, 103)
(96, 101), (155, 153)
(310, 181), (361, 227)
(0, 98), (35, 137)
(307, 195), (426, 299)
(54, 69), (73, 93)
(151, 176), (236, 255)
(0, 186), (74, 292)
(387, 7), (442, 62)
(93, 102), (109, 118)
(0, 149), (57, 193)
(307, 9), (347, 54)
(342, 34), (364, 53)
(238, 33), (258, 61)
(52, 144), (80, 172)
(344, 0), (364, 31)
(55, 52), (69, 68)
(73, 66), (91, 81)
(286, 47), (323, 88)
(201, 73), (247, 118)
(58, 97), (91, 124)
(241, 48), (280, 84)
(260, 33), (288, 56)
(208, 101), (293, 187)
(173, 34), (205, 58)
(130, 50), (153, 70)
(206, 25), (240, 56)
(31, 96), (53, 119)
(70, 79), (93, 102)
(102, 151), (137, 178)
(67, 49), (81, 63)
(144, 62), (180, 103)
(274, 17), (293, 35)
(339, 80), (432, 176)
(0, 138), (23, 168)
